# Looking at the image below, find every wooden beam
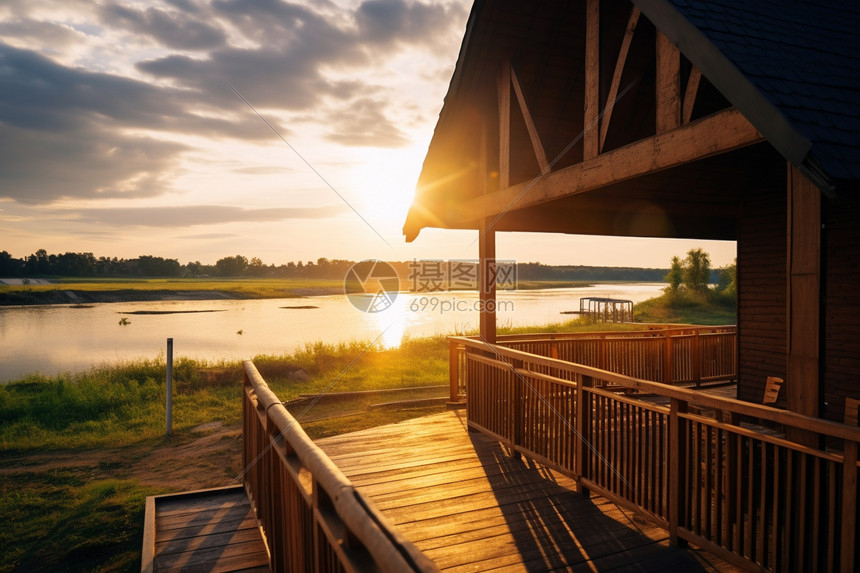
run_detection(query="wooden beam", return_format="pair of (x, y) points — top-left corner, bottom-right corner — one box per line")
(583, 0), (599, 160)
(599, 5), (641, 153)
(479, 223), (496, 344)
(786, 164), (821, 445)
(683, 67), (701, 124)
(498, 61), (511, 190)
(656, 31), (681, 133)
(462, 107), (762, 222)
(510, 65), (549, 172)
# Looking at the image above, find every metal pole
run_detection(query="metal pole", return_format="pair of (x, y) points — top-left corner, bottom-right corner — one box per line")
(166, 337), (173, 437)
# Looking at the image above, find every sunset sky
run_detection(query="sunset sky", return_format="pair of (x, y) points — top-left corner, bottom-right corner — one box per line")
(0, 0), (736, 268)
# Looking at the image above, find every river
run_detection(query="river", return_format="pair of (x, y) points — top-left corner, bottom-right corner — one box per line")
(0, 283), (664, 382)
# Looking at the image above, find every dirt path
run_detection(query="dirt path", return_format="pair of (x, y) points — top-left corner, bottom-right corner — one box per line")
(1, 422), (244, 493)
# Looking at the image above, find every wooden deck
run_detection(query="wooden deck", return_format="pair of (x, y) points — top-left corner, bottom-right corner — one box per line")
(142, 486), (270, 573)
(317, 411), (742, 572)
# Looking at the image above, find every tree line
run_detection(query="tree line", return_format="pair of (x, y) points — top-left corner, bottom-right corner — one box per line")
(0, 250), (362, 279)
(0, 248), (733, 282)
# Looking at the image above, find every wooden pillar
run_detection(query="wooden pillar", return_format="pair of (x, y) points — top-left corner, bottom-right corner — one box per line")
(583, 0), (599, 159)
(477, 61), (509, 346)
(656, 31), (681, 133)
(786, 164), (821, 445)
(479, 223), (496, 344)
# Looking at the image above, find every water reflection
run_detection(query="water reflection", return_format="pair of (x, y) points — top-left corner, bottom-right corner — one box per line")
(371, 297), (407, 349)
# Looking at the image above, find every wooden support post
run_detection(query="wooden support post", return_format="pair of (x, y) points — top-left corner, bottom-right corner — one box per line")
(786, 164), (821, 446)
(656, 31), (681, 133)
(669, 397), (689, 546)
(449, 340), (461, 403)
(576, 375), (593, 496)
(479, 223), (496, 345)
(682, 67), (701, 124)
(584, 0), (599, 159)
(510, 65), (549, 172)
(498, 61), (511, 190)
(599, 5), (640, 152)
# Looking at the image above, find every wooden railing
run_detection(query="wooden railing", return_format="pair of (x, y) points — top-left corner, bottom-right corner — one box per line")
(453, 337), (859, 572)
(242, 361), (438, 573)
(448, 325), (736, 402)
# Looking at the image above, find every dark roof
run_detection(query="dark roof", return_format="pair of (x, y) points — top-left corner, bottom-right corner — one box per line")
(404, 0), (860, 241)
(637, 0), (860, 183)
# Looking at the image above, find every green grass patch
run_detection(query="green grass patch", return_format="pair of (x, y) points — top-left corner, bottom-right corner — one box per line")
(634, 290), (736, 325)
(0, 472), (162, 573)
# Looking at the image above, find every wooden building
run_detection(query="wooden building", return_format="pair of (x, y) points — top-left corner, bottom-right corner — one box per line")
(404, 0), (860, 426)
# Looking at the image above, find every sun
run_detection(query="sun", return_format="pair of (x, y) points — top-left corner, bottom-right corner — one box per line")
(347, 145), (428, 233)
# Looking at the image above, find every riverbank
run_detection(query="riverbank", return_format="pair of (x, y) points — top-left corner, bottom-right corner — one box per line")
(0, 278), (346, 305)
(0, 278), (599, 306)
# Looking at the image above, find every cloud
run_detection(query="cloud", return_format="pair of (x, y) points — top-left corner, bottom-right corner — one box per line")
(0, 123), (187, 203)
(98, 3), (227, 50)
(0, 1), (470, 206)
(324, 97), (410, 148)
(356, 0), (454, 48)
(67, 204), (349, 227)
(0, 18), (83, 50)
(0, 42), (290, 202)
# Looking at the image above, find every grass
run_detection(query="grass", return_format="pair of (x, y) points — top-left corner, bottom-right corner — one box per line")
(633, 289), (736, 325)
(0, 296), (735, 572)
(0, 473), (159, 573)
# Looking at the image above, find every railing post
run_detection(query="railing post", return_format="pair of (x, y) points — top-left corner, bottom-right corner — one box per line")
(841, 439), (857, 572)
(669, 397), (689, 547)
(693, 330), (702, 387)
(599, 336), (606, 371)
(511, 359), (523, 460)
(449, 339), (461, 403)
(576, 374), (593, 497)
(663, 330), (673, 384)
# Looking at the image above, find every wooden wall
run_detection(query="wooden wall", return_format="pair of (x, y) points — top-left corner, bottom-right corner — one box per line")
(737, 182), (787, 405)
(823, 192), (860, 422)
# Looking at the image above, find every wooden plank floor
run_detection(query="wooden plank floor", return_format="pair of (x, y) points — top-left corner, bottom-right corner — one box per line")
(146, 486), (270, 573)
(318, 411), (742, 572)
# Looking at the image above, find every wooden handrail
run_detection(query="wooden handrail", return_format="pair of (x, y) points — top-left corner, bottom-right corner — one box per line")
(449, 325), (737, 397)
(242, 361), (438, 573)
(459, 336), (859, 571)
(452, 336), (860, 442)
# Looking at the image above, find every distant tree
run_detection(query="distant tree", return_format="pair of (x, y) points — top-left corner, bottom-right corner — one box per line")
(24, 248), (50, 275)
(682, 248), (711, 295)
(0, 251), (23, 277)
(245, 257), (267, 277)
(665, 256), (683, 294)
(215, 255), (248, 276)
(137, 255), (181, 277)
(716, 259), (737, 296)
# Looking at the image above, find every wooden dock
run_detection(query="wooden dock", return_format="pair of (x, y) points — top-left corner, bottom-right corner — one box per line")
(142, 486), (270, 573)
(317, 410), (741, 572)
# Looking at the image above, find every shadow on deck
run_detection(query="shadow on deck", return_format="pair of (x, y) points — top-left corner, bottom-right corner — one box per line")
(142, 486), (270, 573)
(316, 410), (740, 572)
